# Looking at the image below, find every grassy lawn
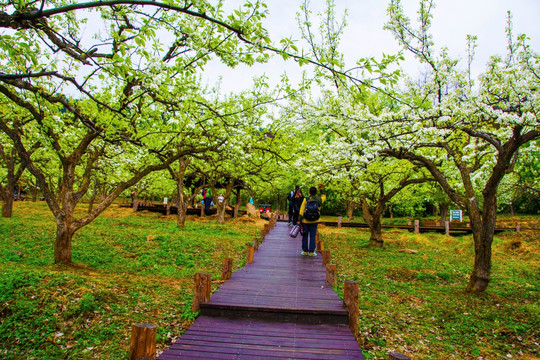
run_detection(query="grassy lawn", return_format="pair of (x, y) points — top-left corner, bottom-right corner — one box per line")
(0, 201), (263, 359)
(320, 222), (539, 359)
(0, 202), (538, 359)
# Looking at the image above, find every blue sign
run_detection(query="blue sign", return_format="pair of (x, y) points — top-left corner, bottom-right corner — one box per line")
(450, 210), (462, 222)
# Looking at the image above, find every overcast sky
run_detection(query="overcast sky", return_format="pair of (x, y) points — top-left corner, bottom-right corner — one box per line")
(202, 0), (540, 94)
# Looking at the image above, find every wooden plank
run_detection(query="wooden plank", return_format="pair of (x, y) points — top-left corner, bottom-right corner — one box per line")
(164, 339), (364, 359)
(183, 328), (359, 342)
(192, 316), (354, 335)
(179, 331), (361, 349)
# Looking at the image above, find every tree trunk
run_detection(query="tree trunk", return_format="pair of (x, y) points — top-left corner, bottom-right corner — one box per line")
(465, 196), (495, 293)
(439, 203), (449, 226)
(360, 197), (384, 247)
(346, 201), (355, 221)
(1, 193), (14, 218)
(367, 216), (384, 247)
(217, 200), (227, 224)
(1, 180), (16, 218)
(177, 201), (188, 228)
(234, 188), (241, 218)
(175, 158), (190, 228)
(88, 181), (98, 214)
(54, 219), (75, 264)
(216, 181), (235, 225)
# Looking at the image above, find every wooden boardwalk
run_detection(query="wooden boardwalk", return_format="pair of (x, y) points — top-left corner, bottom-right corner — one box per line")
(158, 222), (364, 359)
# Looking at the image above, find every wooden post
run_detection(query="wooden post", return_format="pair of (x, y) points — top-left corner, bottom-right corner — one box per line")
(338, 216), (342, 228)
(166, 203), (171, 216)
(516, 222), (521, 232)
(343, 281), (359, 336)
(321, 250), (331, 266)
(253, 237), (259, 250)
(260, 229), (266, 241)
(246, 245), (255, 264)
(317, 240), (325, 251)
(414, 220), (420, 234)
(132, 200), (139, 212)
(326, 264), (337, 287)
(200, 205), (204, 217)
(192, 272), (211, 312)
(221, 258), (233, 280)
(444, 221), (450, 236)
(129, 323), (156, 360)
(388, 352), (411, 360)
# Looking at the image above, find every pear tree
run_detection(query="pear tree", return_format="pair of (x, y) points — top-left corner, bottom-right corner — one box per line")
(380, 0), (539, 293)
(0, 0), (273, 264)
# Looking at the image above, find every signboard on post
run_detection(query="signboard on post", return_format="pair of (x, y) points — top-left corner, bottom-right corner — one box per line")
(450, 210), (462, 222)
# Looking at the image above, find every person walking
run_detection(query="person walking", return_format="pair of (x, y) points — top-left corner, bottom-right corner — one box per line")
(298, 184), (326, 256)
(292, 187), (304, 225)
(204, 187), (213, 211)
(287, 185), (299, 226)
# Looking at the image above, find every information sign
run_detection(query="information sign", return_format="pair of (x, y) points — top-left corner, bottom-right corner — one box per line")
(450, 209), (462, 222)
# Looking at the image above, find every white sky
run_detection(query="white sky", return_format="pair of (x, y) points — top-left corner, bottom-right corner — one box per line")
(202, 0), (540, 94)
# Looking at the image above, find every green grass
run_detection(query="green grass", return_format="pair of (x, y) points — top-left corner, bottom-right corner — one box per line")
(1, 202), (538, 359)
(0, 202), (261, 359)
(320, 225), (540, 359)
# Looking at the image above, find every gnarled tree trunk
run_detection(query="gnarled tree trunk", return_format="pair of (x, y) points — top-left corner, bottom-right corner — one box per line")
(177, 200), (188, 228)
(1, 191), (14, 218)
(346, 201), (356, 221)
(465, 194), (496, 293)
(233, 188), (241, 218)
(88, 180), (99, 214)
(174, 157), (190, 228)
(360, 196), (384, 248)
(367, 217), (384, 248)
(31, 187), (38, 202)
(0, 145), (27, 218)
(55, 217), (76, 264)
(439, 203), (449, 226)
(1, 179), (16, 218)
(216, 180), (235, 225)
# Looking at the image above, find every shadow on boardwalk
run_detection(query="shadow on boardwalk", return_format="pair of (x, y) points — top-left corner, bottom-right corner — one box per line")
(158, 222), (365, 359)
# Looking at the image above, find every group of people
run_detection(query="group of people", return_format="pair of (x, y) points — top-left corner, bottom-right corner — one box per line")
(287, 184), (326, 257)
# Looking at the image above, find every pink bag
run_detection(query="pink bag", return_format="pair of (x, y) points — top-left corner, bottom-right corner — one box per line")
(289, 224), (301, 238)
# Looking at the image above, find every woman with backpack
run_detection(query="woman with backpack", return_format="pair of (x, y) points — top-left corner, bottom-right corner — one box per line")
(297, 184), (326, 256)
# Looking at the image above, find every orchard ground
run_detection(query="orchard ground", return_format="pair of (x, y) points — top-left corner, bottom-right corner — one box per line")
(0, 201), (538, 359)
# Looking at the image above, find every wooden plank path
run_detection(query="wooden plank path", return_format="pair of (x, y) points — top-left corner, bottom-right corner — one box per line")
(158, 222), (365, 359)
